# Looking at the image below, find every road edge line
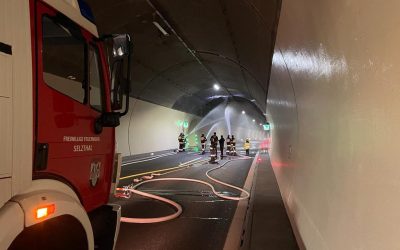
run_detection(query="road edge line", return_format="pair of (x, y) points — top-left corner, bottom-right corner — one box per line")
(119, 157), (203, 180)
(223, 152), (259, 250)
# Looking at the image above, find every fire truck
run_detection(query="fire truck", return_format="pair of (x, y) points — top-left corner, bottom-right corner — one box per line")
(0, 0), (131, 249)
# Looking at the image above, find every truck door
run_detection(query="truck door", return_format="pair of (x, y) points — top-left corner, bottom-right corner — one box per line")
(34, 2), (114, 211)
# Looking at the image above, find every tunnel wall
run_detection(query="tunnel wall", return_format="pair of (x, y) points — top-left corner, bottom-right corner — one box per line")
(267, 0), (400, 249)
(116, 98), (199, 156)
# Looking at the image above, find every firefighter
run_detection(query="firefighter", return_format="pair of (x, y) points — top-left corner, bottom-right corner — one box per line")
(231, 135), (236, 156)
(244, 138), (250, 156)
(212, 132), (219, 156)
(219, 135), (225, 159)
(200, 133), (207, 154)
(209, 132), (218, 163)
(178, 133), (185, 152)
(226, 135), (231, 156)
(183, 134), (187, 151)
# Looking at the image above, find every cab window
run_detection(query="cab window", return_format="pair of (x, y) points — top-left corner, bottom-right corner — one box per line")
(42, 16), (86, 103)
(88, 45), (104, 112)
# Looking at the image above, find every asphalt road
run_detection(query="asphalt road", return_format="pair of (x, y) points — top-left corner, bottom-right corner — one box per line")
(112, 151), (255, 250)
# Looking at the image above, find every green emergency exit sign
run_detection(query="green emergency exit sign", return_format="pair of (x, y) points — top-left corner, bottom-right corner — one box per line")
(263, 123), (270, 131)
(176, 120), (189, 128)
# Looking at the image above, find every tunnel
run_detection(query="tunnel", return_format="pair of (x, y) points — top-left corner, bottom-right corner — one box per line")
(84, 0), (282, 248)
(87, 0), (276, 156)
(4, 0), (400, 248)
(79, 0), (399, 249)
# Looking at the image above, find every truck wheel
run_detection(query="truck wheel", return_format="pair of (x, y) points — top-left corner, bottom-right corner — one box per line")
(9, 215), (89, 250)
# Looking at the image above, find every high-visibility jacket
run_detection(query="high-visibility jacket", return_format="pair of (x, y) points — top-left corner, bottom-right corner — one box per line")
(244, 142), (250, 150)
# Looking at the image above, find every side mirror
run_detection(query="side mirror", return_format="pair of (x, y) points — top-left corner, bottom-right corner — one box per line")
(110, 34), (132, 114)
(94, 112), (120, 134)
(112, 34), (130, 58)
(110, 60), (124, 110)
(95, 34), (132, 134)
(102, 34), (132, 113)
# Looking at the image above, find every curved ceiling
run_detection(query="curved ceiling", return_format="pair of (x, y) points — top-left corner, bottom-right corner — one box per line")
(87, 0), (280, 117)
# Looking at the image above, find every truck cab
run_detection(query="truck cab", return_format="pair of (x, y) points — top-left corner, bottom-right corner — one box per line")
(0, 0), (130, 249)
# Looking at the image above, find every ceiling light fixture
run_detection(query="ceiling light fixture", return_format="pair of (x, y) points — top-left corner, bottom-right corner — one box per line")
(252, 119), (255, 122)
(152, 21), (169, 36)
(242, 110), (245, 114)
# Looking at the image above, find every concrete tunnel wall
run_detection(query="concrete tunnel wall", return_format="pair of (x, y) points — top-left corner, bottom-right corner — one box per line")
(116, 98), (201, 157)
(267, 0), (400, 249)
(116, 98), (266, 156)
(116, 98), (267, 157)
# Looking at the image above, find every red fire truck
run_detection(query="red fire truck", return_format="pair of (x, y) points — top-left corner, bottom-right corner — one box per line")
(0, 0), (131, 249)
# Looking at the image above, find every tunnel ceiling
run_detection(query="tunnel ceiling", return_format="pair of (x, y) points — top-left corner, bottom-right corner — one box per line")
(87, 0), (280, 116)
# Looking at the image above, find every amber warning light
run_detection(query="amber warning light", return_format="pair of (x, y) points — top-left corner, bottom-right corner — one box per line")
(35, 204), (55, 219)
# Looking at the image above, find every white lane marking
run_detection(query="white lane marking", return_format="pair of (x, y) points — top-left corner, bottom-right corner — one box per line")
(122, 152), (176, 166)
(120, 157), (204, 180)
(128, 152), (176, 161)
(178, 157), (202, 166)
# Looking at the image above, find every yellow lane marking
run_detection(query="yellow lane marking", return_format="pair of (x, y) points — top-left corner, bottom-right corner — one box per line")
(119, 157), (204, 180)
(157, 159), (209, 176)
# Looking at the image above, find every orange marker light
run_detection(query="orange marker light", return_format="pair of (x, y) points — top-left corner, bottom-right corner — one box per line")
(35, 204), (55, 219)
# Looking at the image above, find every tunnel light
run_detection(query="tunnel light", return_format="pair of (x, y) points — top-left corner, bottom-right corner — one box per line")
(153, 21), (169, 36)
(259, 123), (262, 126)
(213, 84), (220, 91)
(242, 110), (245, 114)
(252, 119), (255, 122)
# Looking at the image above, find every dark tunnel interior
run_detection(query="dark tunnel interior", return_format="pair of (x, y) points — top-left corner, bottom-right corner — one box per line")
(86, 0), (281, 118)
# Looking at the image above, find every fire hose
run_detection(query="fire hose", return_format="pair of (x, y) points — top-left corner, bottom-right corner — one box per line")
(115, 157), (251, 223)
